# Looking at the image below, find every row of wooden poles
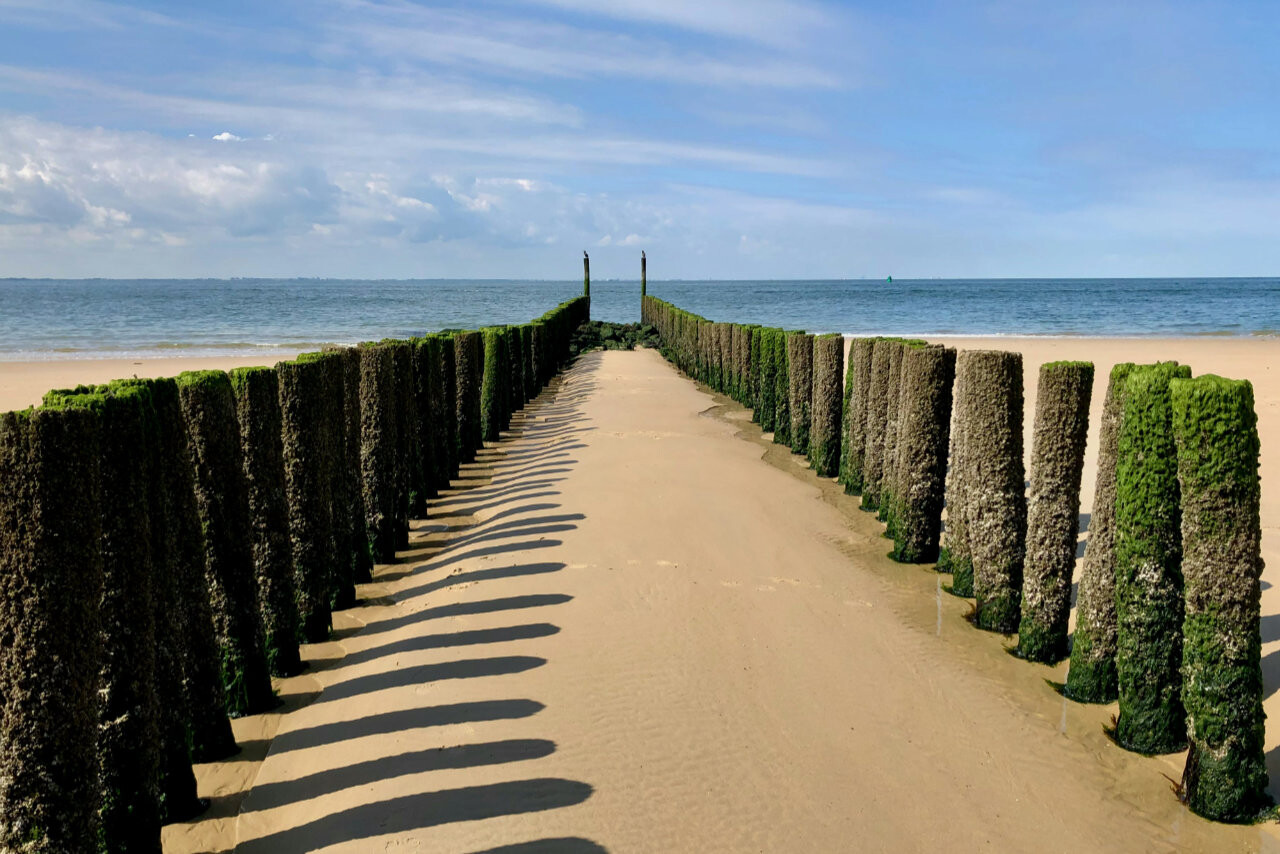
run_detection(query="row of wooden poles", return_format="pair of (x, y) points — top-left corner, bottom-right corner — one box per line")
(642, 294), (1268, 824)
(0, 295), (590, 854)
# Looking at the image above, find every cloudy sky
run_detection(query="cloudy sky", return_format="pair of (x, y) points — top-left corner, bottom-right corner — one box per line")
(0, 0), (1276, 279)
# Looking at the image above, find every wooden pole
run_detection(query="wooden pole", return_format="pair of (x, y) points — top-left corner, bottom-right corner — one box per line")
(641, 250), (647, 298)
(583, 251), (590, 298)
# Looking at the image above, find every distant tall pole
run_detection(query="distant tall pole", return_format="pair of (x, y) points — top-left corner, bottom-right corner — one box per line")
(641, 251), (647, 298)
(583, 251), (590, 298)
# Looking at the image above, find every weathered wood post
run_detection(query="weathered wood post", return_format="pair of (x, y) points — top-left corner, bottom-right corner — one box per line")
(0, 405), (104, 853)
(809, 333), (845, 476)
(840, 338), (875, 495)
(641, 250), (647, 299)
(583, 250), (590, 298)
(1172, 374), (1269, 821)
(940, 354), (974, 595)
(1016, 361), (1093, 662)
(787, 331), (814, 456)
(860, 339), (892, 512)
(1113, 362), (1190, 754)
(889, 345), (956, 564)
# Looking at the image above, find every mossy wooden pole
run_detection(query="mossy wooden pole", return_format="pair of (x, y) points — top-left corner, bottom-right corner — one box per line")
(230, 367), (302, 677)
(837, 340), (855, 486)
(341, 347), (374, 583)
(1113, 362), (1191, 754)
(940, 353), (975, 595)
(438, 334), (459, 480)
(1172, 375), (1269, 822)
(42, 385), (163, 852)
(389, 341), (418, 547)
(773, 330), (791, 446)
(481, 326), (507, 442)
(177, 372), (275, 716)
(320, 352), (357, 608)
(860, 339), (892, 511)
(0, 406), (104, 853)
(641, 251), (646, 299)
(357, 344), (398, 565)
(757, 329), (777, 432)
(889, 346), (957, 564)
(962, 350), (1025, 633)
(583, 251), (590, 298)
(152, 382), (236, 762)
(455, 331), (483, 464)
(1065, 363), (1136, 702)
(278, 357), (338, 639)
(841, 338), (875, 495)
(809, 333), (844, 476)
(117, 380), (202, 824)
(505, 326), (524, 418)
(786, 332), (814, 456)
(520, 325), (536, 403)
(1016, 361), (1094, 662)
(878, 340), (907, 524)
(412, 339), (438, 503)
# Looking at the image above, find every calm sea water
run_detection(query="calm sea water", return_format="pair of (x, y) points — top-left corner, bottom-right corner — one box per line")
(1, 278), (1276, 360)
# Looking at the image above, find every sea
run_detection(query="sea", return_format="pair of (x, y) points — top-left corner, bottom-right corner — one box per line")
(1, 277), (1277, 361)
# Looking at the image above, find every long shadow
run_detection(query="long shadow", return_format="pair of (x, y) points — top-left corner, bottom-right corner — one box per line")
(272, 699), (545, 754)
(396, 561), (567, 601)
(360, 594), (573, 638)
(408, 519), (578, 564)
(342, 623), (561, 668)
(430, 478), (568, 511)
(471, 840), (608, 853)
(384, 540), (563, 582)
(1263, 646), (1280, 700)
(1261, 613), (1280, 644)
(413, 502), (564, 538)
(316, 655), (546, 705)
(245, 738), (557, 811)
(435, 490), (563, 520)
(236, 778), (594, 853)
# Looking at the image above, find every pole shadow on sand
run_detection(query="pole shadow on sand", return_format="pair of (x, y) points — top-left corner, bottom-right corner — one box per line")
(232, 363), (605, 852)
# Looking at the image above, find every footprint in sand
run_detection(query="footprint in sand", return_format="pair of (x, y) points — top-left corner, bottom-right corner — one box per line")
(770, 576), (802, 586)
(720, 580), (740, 588)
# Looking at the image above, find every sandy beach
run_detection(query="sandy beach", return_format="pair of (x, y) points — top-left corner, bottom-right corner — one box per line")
(3, 338), (1279, 851)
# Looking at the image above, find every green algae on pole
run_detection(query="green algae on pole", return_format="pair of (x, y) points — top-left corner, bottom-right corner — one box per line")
(454, 330), (483, 464)
(150, 382), (237, 762)
(481, 326), (508, 442)
(878, 340), (908, 526)
(1065, 363), (1137, 702)
(809, 333), (845, 476)
(357, 343), (398, 565)
(757, 328), (778, 432)
(786, 331), (814, 456)
(773, 330), (792, 446)
(1113, 362), (1191, 754)
(841, 338), (876, 495)
(0, 406), (104, 853)
(388, 341), (418, 548)
(889, 345), (956, 564)
(939, 353), (975, 596)
(339, 347), (374, 584)
(520, 325), (536, 403)
(43, 384), (163, 852)
(176, 371), (276, 714)
(1016, 361), (1094, 663)
(229, 366), (303, 677)
(583, 250), (590, 298)
(641, 250), (646, 298)
(505, 325), (525, 417)
(1172, 374), (1270, 822)
(961, 350), (1025, 633)
(860, 339), (892, 512)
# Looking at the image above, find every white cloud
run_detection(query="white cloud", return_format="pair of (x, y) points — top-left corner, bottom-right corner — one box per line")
(211, 131), (243, 142)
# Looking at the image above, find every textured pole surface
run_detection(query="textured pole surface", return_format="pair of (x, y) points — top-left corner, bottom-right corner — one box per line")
(1113, 362), (1191, 754)
(0, 406), (104, 853)
(889, 346), (956, 564)
(388, 341), (417, 549)
(941, 355), (974, 595)
(341, 347), (374, 583)
(152, 383), (236, 762)
(786, 332), (814, 456)
(412, 339), (437, 505)
(878, 340), (907, 524)
(841, 338), (875, 495)
(118, 379), (203, 823)
(437, 334), (459, 480)
(757, 328), (777, 432)
(317, 352), (356, 609)
(641, 251), (646, 298)
(358, 344), (398, 565)
(1016, 361), (1093, 663)
(1065, 363), (1136, 702)
(278, 357), (338, 640)
(860, 339), (892, 511)
(520, 325), (536, 403)
(962, 350), (1025, 633)
(454, 331), (483, 464)
(43, 384), (164, 853)
(772, 331), (791, 446)
(1172, 375), (1269, 821)
(481, 326), (507, 442)
(177, 371), (275, 715)
(809, 333), (844, 476)
(230, 367), (302, 677)
(505, 326), (525, 418)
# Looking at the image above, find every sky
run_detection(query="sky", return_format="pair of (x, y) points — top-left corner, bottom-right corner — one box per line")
(0, 0), (1277, 280)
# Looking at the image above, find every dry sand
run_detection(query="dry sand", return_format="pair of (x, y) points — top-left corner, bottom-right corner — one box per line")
(4, 341), (1280, 851)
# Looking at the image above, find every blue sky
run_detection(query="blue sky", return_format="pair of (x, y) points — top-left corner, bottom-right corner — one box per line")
(0, 0), (1277, 279)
